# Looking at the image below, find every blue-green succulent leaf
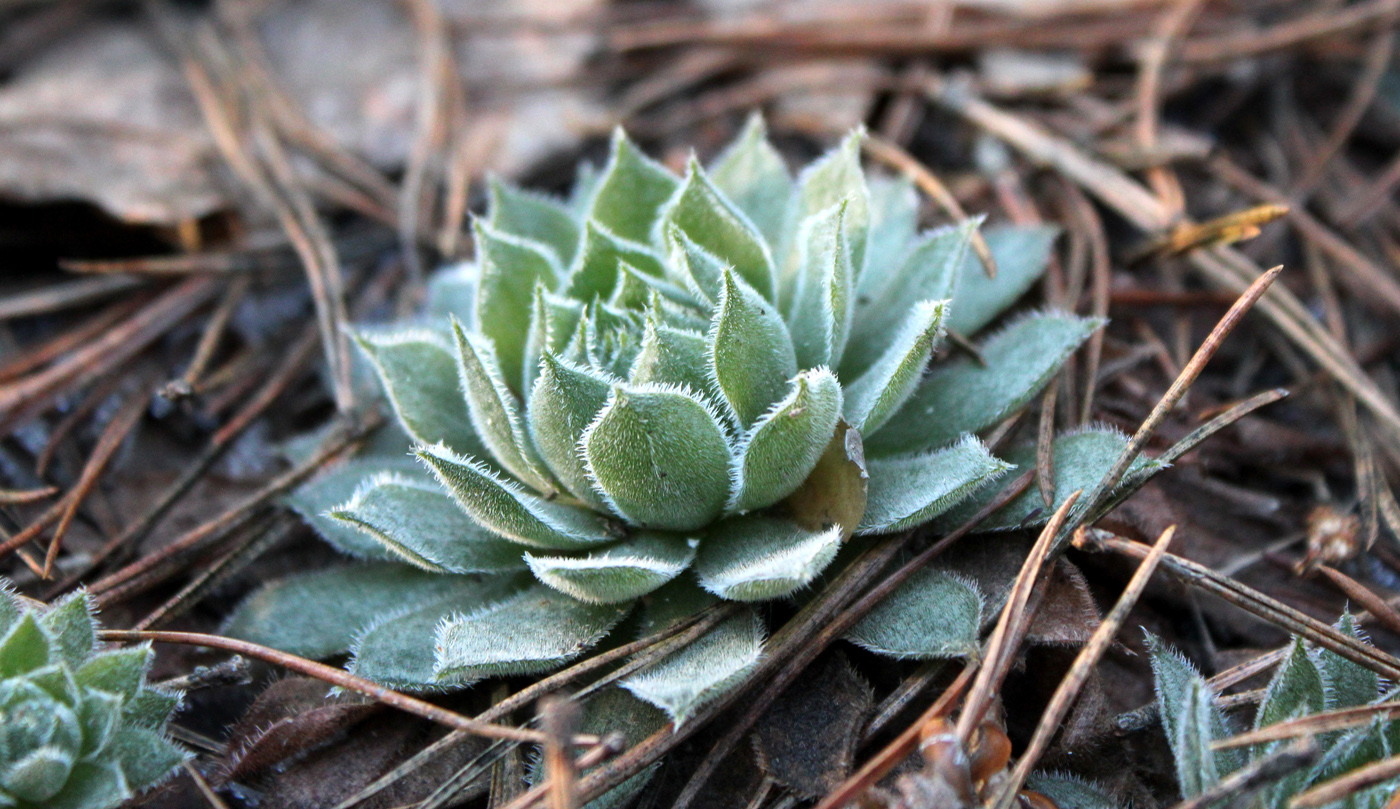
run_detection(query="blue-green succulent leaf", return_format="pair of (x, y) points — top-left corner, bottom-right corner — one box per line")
(565, 221), (667, 302)
(709, 114), (790, 248)
(527, 353), (617, 511)
(433, 586), (629, 682)
(858, 435), (1011, 534)
(621, 608), (765, 726)
(947, 224), (1058, 335)
(788, 202), (854, 369)
(38, 593), (95, 670)
(868, 311), (1102, 456)
(354, 329), (485, 457)
(525, 532), (697, 604)
(694, 516), (843, 601)
(487, 176), (580, 265)
(845, 568), (983, 659)
(329, 474), (528, 574)
(474, 220), (565, 386)
(843, 299), (947, 434)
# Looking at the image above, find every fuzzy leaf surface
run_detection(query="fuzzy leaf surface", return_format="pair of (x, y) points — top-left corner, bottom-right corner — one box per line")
(349, 576), (523, 690)
(868, 312), (1102, 456)
(565, 221), (666, 302)
(709, 114), (790, 247)
(474, 221), (564, 386)
(783, 421), (868, 540)
(1256, 637), (1326, 730)
(587, 129), (679, 243)
(223, 563), (469, 659)
(843, 300), (947, 434)
(329, 475), (527, 573)
(947, 225), (1057, 335)
(629, 318), (712, 396)
(1318, 614), (1379, 709)
(525, 532), (697, 604)
(730, 368), (844, 513)
(844, 221), (974, 377)
(417, 445), (614, 550)
(845, 568), (982, 659)
(783, 129), (869, 292)
(787, 203), (853, 369)
(487, 177), (580, 265)
(355, 330), (483, 457)
(582, 383), (732, 531)
(453, 322), (555, 494)
(286, 458), (424, 561)
(522, 286), (584, 394)
(858, 436), (1011, 534)
(527, 353), (615, 510)
(621, 609), (765, 726)
(1024, 774), (1121, 809)
(709, 268), (797, 427)
(433, 586), (629, 682)
(661, 160), (776, 302)
(694, 516), (843, 601)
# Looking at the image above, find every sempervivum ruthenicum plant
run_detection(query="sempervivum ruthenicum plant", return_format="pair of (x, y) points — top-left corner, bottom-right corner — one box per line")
(229, 118), (1161, 723)
(0, 585), (186, 809)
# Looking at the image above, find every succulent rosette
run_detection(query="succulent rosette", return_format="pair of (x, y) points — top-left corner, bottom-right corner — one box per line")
(0, 585), (186, 809)
(229, 118), (1160, 725)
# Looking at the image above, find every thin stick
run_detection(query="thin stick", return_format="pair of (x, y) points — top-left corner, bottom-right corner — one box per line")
(812, 664), (978, 809)
(992, 525), (1176, 809)
(956, 492), (1081, 741)
(1289, 752), (1400, 808)
(1078, 533), (1400, 678)
(1315, 566), (1400, 637)
(862, 134), (997, 278)
(1168, 743), (1318, 809)
(1214, 703), (1400, 749)
(1036, 379), (1059, 508)
(1075, 266), (1280, 538)
(97, 629), (581, 746)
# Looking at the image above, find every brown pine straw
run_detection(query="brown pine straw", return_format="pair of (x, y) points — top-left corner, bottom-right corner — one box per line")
(1213, 703), (1400, 750)
(97, 629), (597, 747)
(989, 524), (1177, 809)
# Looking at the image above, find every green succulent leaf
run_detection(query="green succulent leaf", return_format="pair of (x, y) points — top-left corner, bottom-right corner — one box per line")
(787, 202), (854, 369)
(581, 383), (733, 531)
(844, 221), (975, 377)
(77, 689), (122, 756)
(487, 176), (580, 265)
(858, 435), (1011, 534)
(939, 427), (1164, 531)
(474, 220), (565, 386)
(947, 224), (1058, 335)
(694, 516), (843, 601)
(0, 614), (51, 677)
(868, 311), (1103, 456)
(664, 225), (726, 306)
(857, 176), (918, 299)
(45, 760), (131, 809)
(527, 353), (617, 510)
(565, 221), (667, 302)
(354, 329), (484, 457)
(1318, 614), (1379, 709)
(1024, 773), (1122, 809)
(709, 113), (790, 247)
(1256, 637), (1327, 730)
(845, 568), (982, 659)
(452, 320), (556, 494)
(730, 368), (844, 514)
(621, 608), (765, 726)
(628, 317), (712, 396)
(348, 575), (523, 690)
(784, 128), (870, 295)
(4, 746), (75, 803)
(0, 584), (20, 637)
(522, 285), (584, 394)
(38, 593), (95, 670)
(417, 444), (615, 550)
(424, 262), (476, 320)
(285, 458), (424, 561)
(1148, 633), (1242, 794)
(843, 299), (947, 434)
(107, 725), (186, 797)
(587, 128), (680, 243)
(661, 159), (777, 302)
(709, 268), (798, 427)
(433, 586), (629, 682)
(525, 532), (698, 604)
(329, 474), (528, 574)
